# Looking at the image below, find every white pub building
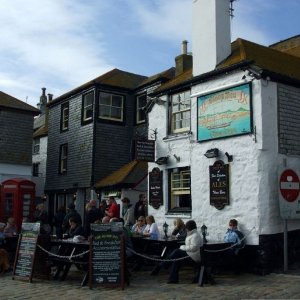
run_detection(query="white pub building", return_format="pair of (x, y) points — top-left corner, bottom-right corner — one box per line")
(146, 0), (300, 273)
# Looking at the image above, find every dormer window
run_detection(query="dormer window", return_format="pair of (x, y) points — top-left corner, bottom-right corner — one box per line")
(170, 90), (191, 134)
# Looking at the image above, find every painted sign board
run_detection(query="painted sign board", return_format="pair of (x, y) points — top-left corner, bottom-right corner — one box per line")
(197, 83), (252, 142)
(279, 169), (300, 219)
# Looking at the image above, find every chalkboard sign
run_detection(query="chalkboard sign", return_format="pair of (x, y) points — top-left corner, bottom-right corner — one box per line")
(89, 223), (125, 289)
(209, 160), (229, 210)
(135, 139), (155, 162)
(13, 222), (40, 282)
(149, 167), (163, 209)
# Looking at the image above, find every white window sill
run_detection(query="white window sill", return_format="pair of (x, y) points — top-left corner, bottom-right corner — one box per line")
(162, 131), (192, 142)
(165, 212), (191, 219)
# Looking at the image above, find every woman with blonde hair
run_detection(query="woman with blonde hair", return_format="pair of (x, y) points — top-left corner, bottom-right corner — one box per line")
(143, 215), (160, 239)
(171, 218), (187, 240)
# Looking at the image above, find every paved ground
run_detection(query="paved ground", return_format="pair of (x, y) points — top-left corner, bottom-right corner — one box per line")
(1, 265), (300, 300)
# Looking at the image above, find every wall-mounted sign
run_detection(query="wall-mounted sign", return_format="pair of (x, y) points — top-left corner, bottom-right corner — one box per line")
(209, 160), (229, 210)
(135, 139), (155, 162)
(197, 83), (252, 142)
(279, 168), (300, 219)
(149, 167), (163, 209)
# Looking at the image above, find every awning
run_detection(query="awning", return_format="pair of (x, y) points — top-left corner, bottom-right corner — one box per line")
(94, 160), (148, 189)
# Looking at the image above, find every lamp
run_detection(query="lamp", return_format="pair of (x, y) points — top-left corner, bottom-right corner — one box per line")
(204, 148), (219, 159)
(163, 222), (169, 240)
(155, 156), (169, 165)
(201, 224), (208, 244)
(225, 152), (233, 162)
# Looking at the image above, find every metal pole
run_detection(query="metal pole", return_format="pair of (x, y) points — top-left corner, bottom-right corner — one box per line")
(283, 219), (288, 273)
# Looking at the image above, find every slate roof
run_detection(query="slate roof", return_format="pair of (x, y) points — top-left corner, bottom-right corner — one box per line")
(0, 91), (40, 114)
(51, 68), (147, 104)
(154, 38), (300, 94)
(95, 160), (148, 189)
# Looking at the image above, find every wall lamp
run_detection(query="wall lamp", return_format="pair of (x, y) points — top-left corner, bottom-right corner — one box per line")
(225, 152), (233, 162)
(155, 156), (169, 165)
(204, 148), (219, 159)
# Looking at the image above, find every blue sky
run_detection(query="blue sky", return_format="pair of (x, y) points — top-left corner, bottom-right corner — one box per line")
(1, 0), (300, 107)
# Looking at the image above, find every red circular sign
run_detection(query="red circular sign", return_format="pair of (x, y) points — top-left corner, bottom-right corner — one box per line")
(280, 169), (300, 202)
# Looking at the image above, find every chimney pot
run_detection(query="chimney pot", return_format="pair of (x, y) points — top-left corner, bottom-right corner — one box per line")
(182, 40), (188, 55)
(47, 94), (53, 102)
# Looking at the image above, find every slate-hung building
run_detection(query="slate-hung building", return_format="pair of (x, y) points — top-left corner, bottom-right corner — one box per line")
(45, 67), (174, 221)
(0, 91), (40, 226)
(146, 0), (300, 273)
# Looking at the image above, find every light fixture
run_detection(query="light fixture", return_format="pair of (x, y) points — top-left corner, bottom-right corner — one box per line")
(173, 154), (180, 162)
(163, 222), (169, 240)
(201, 224), (208, 244)
(204, 148), (219, 159)
(225, 152), (233, 162)
(155, 156), (169, 165)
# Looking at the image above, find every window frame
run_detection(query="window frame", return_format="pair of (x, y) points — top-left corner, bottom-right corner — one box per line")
(168, 166), (191, 213)
(82, 91), (94, 124)
(33, 138), (40, 154)
(59, 143), (68, 175)
(170, 90), (191, 134)
(136, 94), (147, 124)
(60, 102), (69, 132)
(98, 91), (124, 122)
(32, 162), (40, 177)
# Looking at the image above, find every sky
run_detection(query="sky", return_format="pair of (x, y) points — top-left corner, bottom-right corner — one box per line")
(1, 0), (300, 108)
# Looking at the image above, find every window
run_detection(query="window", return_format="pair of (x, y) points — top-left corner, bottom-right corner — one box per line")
(32, 163), (40, 177)
(82, 92), (94, 123)
(136, 94), (147, 124)
(61, 102), (69, 131)
(33, 138), (40, 154)
(171, 90), (191, 134)
(99, 92), (124, 122)
(168, 167), (191, 212)
(59, 144), (68, 174)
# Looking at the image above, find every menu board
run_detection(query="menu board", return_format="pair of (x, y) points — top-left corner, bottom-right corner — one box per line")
(13, 223), (40, 282)
(89, 223), (125, 289)
(149, 167), (163, 209)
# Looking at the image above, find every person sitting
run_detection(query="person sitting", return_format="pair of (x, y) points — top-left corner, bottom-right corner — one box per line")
(143, 215), (160, 239)
(171, 218), (187, 240)
(67, 217), (85, 239)
(102, 196), (119, 223)
(62, 203), (82, 233)
(224, 219), (245, 255)
(3, 217), (18, 237)
(131, 216), (146, 236)
(151, 220), (202, 284)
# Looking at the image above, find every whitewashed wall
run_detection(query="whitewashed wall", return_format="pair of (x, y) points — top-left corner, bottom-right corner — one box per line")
(148, 70), (300, 245)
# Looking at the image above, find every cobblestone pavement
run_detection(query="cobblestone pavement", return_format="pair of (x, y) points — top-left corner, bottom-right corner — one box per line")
(1, 267), (300, 300)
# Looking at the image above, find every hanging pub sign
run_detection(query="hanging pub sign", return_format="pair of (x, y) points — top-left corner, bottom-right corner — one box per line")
(209, 160), (229, 210)
(135, 139), (155, 162)
(149, 167), (163, 209)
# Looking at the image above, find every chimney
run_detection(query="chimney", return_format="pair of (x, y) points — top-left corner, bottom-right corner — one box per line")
(192, 0), (231, 77)
(37, 87), (47, 115)
(175, 40), (193, 76)
(47, 93), (53, 102)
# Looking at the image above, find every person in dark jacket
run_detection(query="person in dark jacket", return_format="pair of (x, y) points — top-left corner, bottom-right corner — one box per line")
(62, 203), (82, 233)
(134, 194), (147, 221)
(68, 217), (85, 238)
(84, 200), (103, 236)
(52, 206), (66, 239)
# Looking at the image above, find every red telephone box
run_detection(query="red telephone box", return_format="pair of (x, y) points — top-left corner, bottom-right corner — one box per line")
(0, 178), (36, 230)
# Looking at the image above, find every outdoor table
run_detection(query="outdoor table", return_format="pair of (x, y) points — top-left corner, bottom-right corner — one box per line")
(48, 238), (90, 286)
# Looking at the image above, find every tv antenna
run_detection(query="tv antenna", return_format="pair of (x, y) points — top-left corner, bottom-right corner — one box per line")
(229, 0), (237, 18)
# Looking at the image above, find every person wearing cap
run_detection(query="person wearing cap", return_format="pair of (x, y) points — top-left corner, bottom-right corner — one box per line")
(62, 202), (82, 233)
(122, 197), (135, 229)
(84, 199), (103, 236)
